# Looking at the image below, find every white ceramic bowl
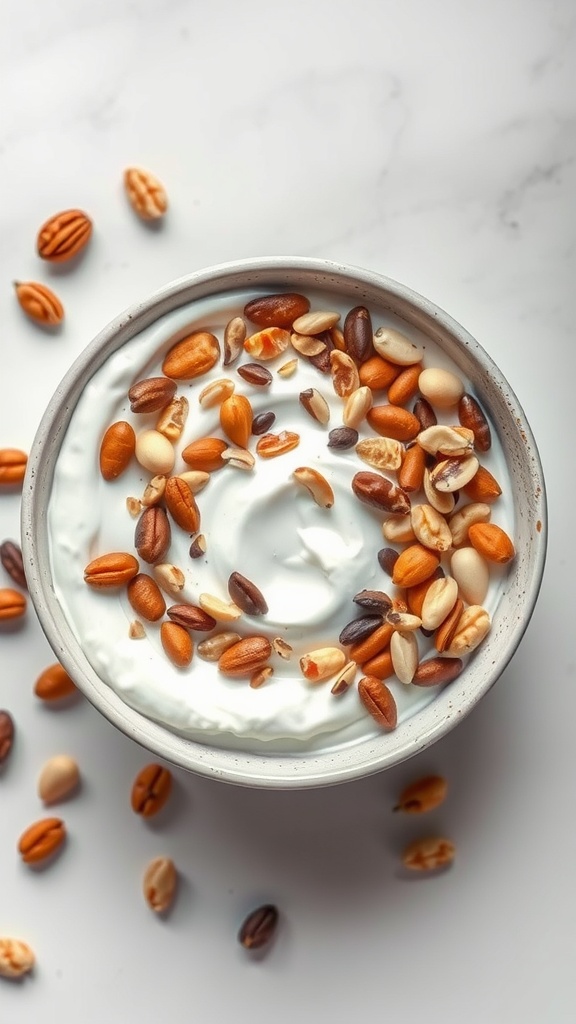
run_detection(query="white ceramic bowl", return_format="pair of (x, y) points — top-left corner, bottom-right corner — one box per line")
(21, 258), (547, 788)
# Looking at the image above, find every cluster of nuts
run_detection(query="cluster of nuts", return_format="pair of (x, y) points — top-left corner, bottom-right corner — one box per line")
(13, 167), (168, 328)
(86, 290), (515, 731)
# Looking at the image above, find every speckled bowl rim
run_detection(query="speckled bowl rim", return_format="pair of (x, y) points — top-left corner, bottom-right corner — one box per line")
(21, 257), (547, 789)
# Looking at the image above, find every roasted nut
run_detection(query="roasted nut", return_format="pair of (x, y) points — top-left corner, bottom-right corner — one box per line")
(330, 660), (357, 695)
(392, 544), (440, 588)
(167, 604), (217, 631)
(356, 437), (403, 473)
(126, 497), (142, 518)
(84, 552), (139, 588)
(343, 305), (373, 363)
(218, 636), (273, 677)
(237, 363), (273, 387)
(367, 405), (421, 442)
(412, 656), (464, 686)
(277, 358), (298, 378)
(135, 429), (175, 475)
(238, 904), (279, 950)
(143, 856), (177, 914)
(189, 534), (207, 558)
(0, 588), (26, 620)
(468, 522), (515, 564)
(373, 327), (423, 365)
(164, 476), (201, 533)
(37, 208), (92, 261)
(293, 310), (340, 335)
(418, 367), (464, 408)
(390, 630), (419, 684)
(385, 610), (422, 632)
(358, 354), (399, 390)
(155, 396), (189, 442)
(349, 622), (394, 664)
(339, 615), (384, 647)
(299, 388), (330, 425)
(429, 455), (479, 493)
(299, 647), (347, 682)
(353, 589), (392, 614)
(131, 763), (173, 817)
(445, 605), (491, 656)
(34, 663), (77, 702)
(160, 622), (194, 667)
(124, 167), (168, 219)
(223, 316), (247, 365)
(394, 775), (448, 813)
(38, 755), (80, 804)
(251, 411), (276, 436)
(448, 502), (491, 546)
(18, 817), (66, 864)
(405, 567), (444, 618)
(434, 600), (464, 654)
(99, 421), (136, 480)
(450, 547), (490, 605)
(129, 376), (177, 413)
(153, 563), (186, 596)
(181, 436), (228, 472)
(127, 574), (166, 621)
(135, 507), (171, 564)
(387, 363), (422, 406)
(0, 710), (15, 765)
(458, 394), (491, 451)
(330, 350), (360, 397)
(293, 466), (334, 508)
(199, 377), (236, 407)
(250, 665), (274, 689)
(413, 396), (437, 431)
(420, 576), (459, 631)
(290, 332), (327, 357)
(244, 327), (291, 360)
(352, 472), (411, 515)
(411, 504), (452, 552)
(228, 571), (268, 615)
(327, 426), (358, 450)
(378, 547), (399, 576)
(402, 836), (455, 871)
(462, 464), (502, 503)
(199, 593), (242, 622)
(382, 516), (416, 544)
(0, 937), (35, 979)
(361, 650), (394, 679)
(176, 471), (210, 495)
(422, 467), (455, 515)
(343, 386), (373, 429)
(417, 424), (475, 457)
(256, 431), (300, 459)
(197, 632), (242, 661)
(162, 331), (220, 380)
(0, 448), (28, 486)
(357, 675), (397, 729)
(220, 394), (253, 448)
(141, 474), (167, 507)
(244, 292), (310, 328)
(14, 281), (64, 326)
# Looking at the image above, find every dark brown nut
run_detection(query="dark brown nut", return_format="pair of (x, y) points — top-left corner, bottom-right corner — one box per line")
(167, 604), (217, 631)
(128, 376), (177, 413)
(353, 589), (392, 613)
(0, 588), (27, 620)
(0, 710), (15, 764)
(307, 330), (334, 373)
(393, 775), (448, 813)
(0, 541), (27, 589)
(127, 574), (166, 621)
(358, 675), (397, 729)
(34, 663), (77, 702)
(343, 305), (373, 363)
(412, 657), (464, 686)
(251, 411), (276, 435)
(84, 552), (139, 588)
(228, 572), (268, 616)
(413, 397), (437, 431)
(238, 904), (279, 950)
(378, 548), (399, 575)
(244, 292), (310, 327)
(352, 471), (411, 515)
(458, 394), (491, 452)
(164, 477), (201, 533)
(327, 427), (359, 450)
(237, 363), (273, 387)
(135, 507), (171, 564)
(338, 615), (383, 647)
(18, 817), (66, 864)
(131, 763), (173, 817)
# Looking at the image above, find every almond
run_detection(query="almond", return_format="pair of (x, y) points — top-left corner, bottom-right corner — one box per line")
(357, 675), (397, 729)
(243, 293), (310, 328)
(244, 327), (291, 360)
(351, 471), (411, 515)
(0, 448), (28, 486)
(367, 405), (421, 441)
(18, 817), (66, 864)
(99, 421), (136, 481)
(462, 465), (502, 503)
(227, 572), (268, 615)
(36, 208), (92, 262)
(124, 167), (168, 219)
(128, 376), (177, 413)
(394, 775), (448, 813)
(358, 354), (399, 390)
(14, 280), (64, 326)
(468, 522), (515, 564)
(237, 363), (273, 387)
(162, 332), (220, 380)
(0, 588), (27, 620)
(84, 552), (139, 588)
(220, 394), (253, 448)
(160, 622), (193, 667)
(34, 663), (77, 702)
(349, 622), (394, 664)
(164, 477), (201, 533)
(392, 544), (441, 588)
(127, 574), (166, 621)
(181, 437), (228, 472)
(218, 636), (273, 677)
(166, 604), (217, 631)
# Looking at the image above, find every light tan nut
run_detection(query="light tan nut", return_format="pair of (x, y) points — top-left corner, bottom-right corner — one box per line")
(0, 448), (28, 486)
(458, 393), (492, 452)
(417, 424), (475, 457)
(128, 376), (177, 414)
(143, 856), (177, 914)
(181, 436), (228, 472)
(445, 605), (491, 656)
(450, 547), (490, 605)
(358, 354), (399, 390)
(135, 507), (171, 564)
(352, 472), (411, 515)
(37, 208), (92, 261)
(392, 544), (440, 588)
(14, 280), (64, 326)
(382, 516), (416, 543)
(223, 316), (246, 365)
(420, 576), (459, 631)
(277, 358), (298, 378)
(199, 377), (235, 409)
(155, 395), (189, 442)
(250, 665), (274, 689)
(153, 563), (186, 596)
(373, 326), (423, 365)
(357, 675), (397, 729)
(160, 621), (193, 668)
(434, 600), (464, 654)
(228, 572), (268, 615)
(367, 405), (421, 441)
(38, 755), (80, 805)
(299, 388), (330, 425)
(218, 636), (273, 677)
(385, 610), (422, 632)
(18, 817), (66, 864)
(405, 568), (445, 618)
(293, 467), (334, 509)
(244, 326), (291, 360)
(293, 310), (340, 334)
(394, 775), (448, 814)
(34, 663), (77, 702)
(197, 632), (242, 661)
(84, 552), (139, 588)
(390, 630), (419, 684)
(411, 504), (452, 553)
(0, 588), (26, 620)
(127, 573), (166, 621)
(141, 475), (167, 507)
(256, 431), (300, 459)
(413, 656), (464, 686)
(273, 637), (293, 659)
(124, 167), (168, 219)
(0, 937), (35, 979)
(221, 446), (255, 471)
(135, 429), (175, 475)
(463, 464), (502, 503)
(290, 332), (327, 357)
(164, 476), (201, 533)
(126, 497), (142, 518)
(429, 455), (479, 493)
(129, 620), (146, 639)
(402, 836), (455, 871)
(330, 660), (357, 695)
(163, 332), (220, 380)
(418, 367), (464, 408)
(299, 647), (347, 683)
(356, 437), (403, 473)
(343, 386), (373, 429)
(330, 350), (360, 397)
(199, 593), (242, 622)
(176, 470), (210, 495)
(329, 325), (346, 351)
(131, 763), (173, 817)
(220, 394), (253, 449)
(468, 522), (515, 564)
(244, 292), (310, 327)
(448, 502), (491, 546)
(423, 467), (456, 514)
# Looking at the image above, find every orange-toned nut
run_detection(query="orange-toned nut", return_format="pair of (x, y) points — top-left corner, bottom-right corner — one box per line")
(0, 937), (35, 978)
(462, 465), (502, 502)
(0, 448), (28, 486)
(218, 636), (273, 678)
(124, 167), (168, 220)
(131, 763), (173, 817)
(18, 817), (66, 864)
(0, 588), (26, 620)
(256, 431), (300, 459)
(434, 599), (464, 653)
(387, 363), (422, 406)
(349, 622), (394, 664)
(367, 405), (421, 442)
(394, 775), (448, 814)
(358, 675), (397, 729)
(181, 436), (228, 472)
(127, 574), (166, 621)
(34, 663), (77, 701)
(128, 376), (177, 414)
(392, 544), (441, 588)
(398, 443), (426, 493)
(220, 394), (253, 449)
(14, 281), (64, 326)
(99, 421), (136, 481)
(468, 522), (515, 564)
(358, 354), (399, 390)
(361, 649), (394, 679)
(405, 566), (444, 617)
(143, 856), (178, 913)
(164, 476), (201, 533)
(37, 209), (92, 262)
(160, 621), (194, 667)
(244, 326), (291, 360)
(402, 836), (455, 871)
(162, 332), (220, 380)
(84, 552), (139, 588)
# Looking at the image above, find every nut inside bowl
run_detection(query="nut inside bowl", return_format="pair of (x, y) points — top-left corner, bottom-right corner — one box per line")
(21, 257), (547, 788)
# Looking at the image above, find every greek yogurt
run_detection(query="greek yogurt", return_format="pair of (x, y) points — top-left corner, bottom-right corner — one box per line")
(47, 288), (514, 753)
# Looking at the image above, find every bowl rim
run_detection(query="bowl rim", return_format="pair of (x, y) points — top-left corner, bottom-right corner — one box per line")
(21, 256), (548, 788)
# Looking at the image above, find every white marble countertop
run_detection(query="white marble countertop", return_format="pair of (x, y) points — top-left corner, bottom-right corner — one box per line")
(1, 0), (574, 1020)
